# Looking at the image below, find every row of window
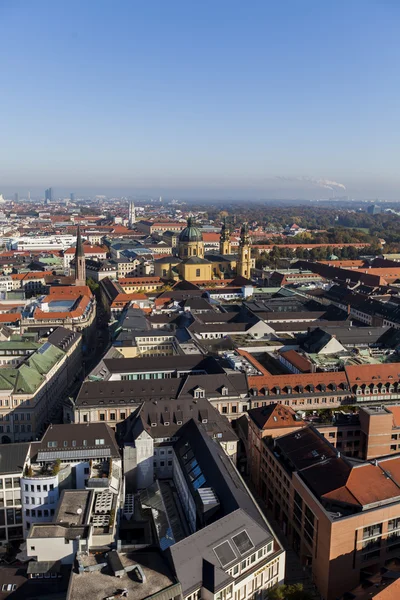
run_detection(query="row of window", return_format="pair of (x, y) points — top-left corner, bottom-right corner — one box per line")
(26, 508), (55, 518)
(0, 478), (20, 490)
(47, 439), (104, 447)
(24, 483), (54, 493)
(24, 496), (55, 505)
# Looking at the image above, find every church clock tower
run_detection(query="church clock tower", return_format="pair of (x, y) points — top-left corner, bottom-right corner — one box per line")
(237, 222), (252, 278)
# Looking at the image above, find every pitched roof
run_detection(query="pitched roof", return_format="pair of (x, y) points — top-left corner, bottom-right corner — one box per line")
(0, 443), (30, 474)
(248, 404), (305, 430)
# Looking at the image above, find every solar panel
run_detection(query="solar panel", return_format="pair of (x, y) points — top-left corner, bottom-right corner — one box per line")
(232, 531), (254, 555)
(214, 541), (237, 568)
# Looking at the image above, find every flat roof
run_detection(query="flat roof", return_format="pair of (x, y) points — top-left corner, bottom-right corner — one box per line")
(68, 551), (178, 600)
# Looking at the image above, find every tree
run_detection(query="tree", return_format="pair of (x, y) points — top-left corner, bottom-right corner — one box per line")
(87, 277), (99, 295)
(52, 458), (61, 476)
(267, 583), (313, 600)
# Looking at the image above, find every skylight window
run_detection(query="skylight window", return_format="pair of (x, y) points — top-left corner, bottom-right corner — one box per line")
(232, 530), (254, 555)
(213, 541), (237, 568)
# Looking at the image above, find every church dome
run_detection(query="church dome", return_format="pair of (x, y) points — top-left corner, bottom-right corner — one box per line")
(179, 217), (203, 242)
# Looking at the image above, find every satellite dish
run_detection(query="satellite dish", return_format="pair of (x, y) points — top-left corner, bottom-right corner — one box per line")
(77, 508), (83, 515)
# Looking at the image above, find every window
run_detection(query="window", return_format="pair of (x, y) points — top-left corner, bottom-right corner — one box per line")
(30, 546), (35, 551)
(196, 269), (200, 277)
(47, 441), (57, 448)
(110, 413), (116, 421)
(99, 414), (105, 421)
(95, 439), (105, 445)
(43, 485), (47, 492)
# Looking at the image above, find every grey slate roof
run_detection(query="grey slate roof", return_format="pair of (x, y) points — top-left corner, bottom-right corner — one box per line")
(47, 327), (81, 352)
(0, 442), (30, 474)
(34, 423), (121, 459)
(76, 372), (248, 408)
(168, 509), (274, 595)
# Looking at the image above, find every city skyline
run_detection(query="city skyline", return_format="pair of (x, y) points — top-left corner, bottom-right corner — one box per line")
(1, 1), (400, 199)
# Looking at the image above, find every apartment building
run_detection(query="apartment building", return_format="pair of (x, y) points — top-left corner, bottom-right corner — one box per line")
(257, 425), (400, 600)
(8, 235), (76, 252)
(74, 369), (249, 428)
(0, 443), (30, 545)
(0, 327), (82, 443)
(22, 423), (122, 543)
(243, 350), (400, 410)
(63, 242), (107, 271)
(118, 276), (164, 293)
(19, 287), (96, 348)
(120, 395), (239, 489)
(248, 403), (400, 496)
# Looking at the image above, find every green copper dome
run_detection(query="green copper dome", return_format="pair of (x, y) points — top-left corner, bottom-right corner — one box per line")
(179, 217), (203, 242)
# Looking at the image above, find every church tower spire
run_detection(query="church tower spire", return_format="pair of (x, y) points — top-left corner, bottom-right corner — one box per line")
(74, 225), (86, 286)
(219, 217), (231, 256)
(237, 222), (252, 278)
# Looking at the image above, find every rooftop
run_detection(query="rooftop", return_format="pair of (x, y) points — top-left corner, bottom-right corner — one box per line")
(68, 551), (179, 600)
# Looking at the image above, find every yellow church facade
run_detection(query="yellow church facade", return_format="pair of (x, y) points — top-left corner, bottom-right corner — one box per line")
(154, 217), (253, 283)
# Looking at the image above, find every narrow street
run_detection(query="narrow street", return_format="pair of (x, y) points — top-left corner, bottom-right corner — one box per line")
(244, 476), (321, 599)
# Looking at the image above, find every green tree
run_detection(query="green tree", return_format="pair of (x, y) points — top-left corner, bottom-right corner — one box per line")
(267, 583), (313, 600)
(86, 277), (99, 294)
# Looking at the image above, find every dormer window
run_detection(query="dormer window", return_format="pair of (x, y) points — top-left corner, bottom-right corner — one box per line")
(221, 386), (229, 396)
(151, 422), (157, 427)
(164, 422), (170, 426)
(194, 387), (205, 399)
(176, 420), (183, 425)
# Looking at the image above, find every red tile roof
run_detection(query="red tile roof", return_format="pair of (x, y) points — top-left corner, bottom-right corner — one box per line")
(248, 404), (305, 430)
(280, 350), (312, 373)
(345, 363), (400, 388)
(0, 313), (21, 323)
(64, 243), (107, 255)
(48, 285), (92, 298)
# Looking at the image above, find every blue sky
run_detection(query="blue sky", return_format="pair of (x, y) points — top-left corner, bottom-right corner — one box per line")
(1, 0), (400, 199)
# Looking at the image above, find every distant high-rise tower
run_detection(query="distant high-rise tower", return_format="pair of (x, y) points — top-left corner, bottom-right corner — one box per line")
(45, 187), (53, 204)
(74, 225), (86, 286)
(28, 191), (31, 201)
(14, 193), (19, 203)
(237, 222), (252, 278)
(128, 200), (136, 227)
(70, 192), (75, 202)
